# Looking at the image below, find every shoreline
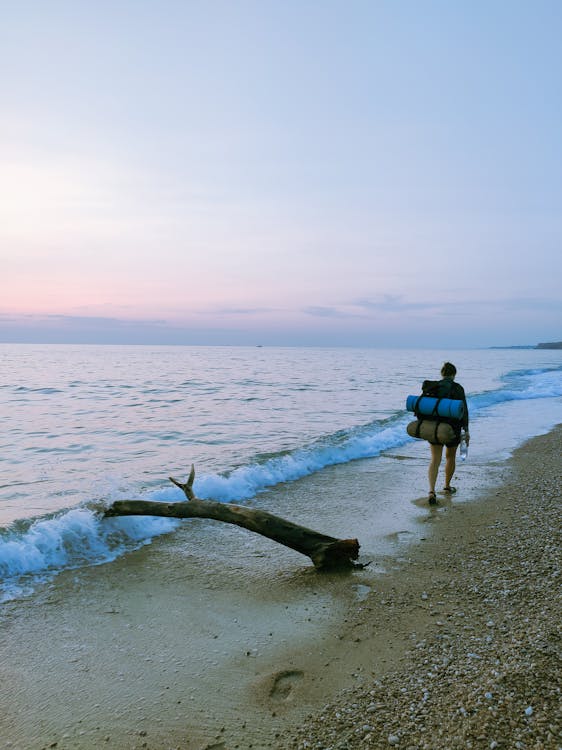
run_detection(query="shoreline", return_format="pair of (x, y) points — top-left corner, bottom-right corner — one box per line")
(284, 425), (561, 750)
(0, 426), (560, 749)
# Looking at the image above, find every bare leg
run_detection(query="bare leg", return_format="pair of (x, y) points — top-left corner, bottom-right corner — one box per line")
(444, 445), (457, 489)
(428, 444), (443, 494)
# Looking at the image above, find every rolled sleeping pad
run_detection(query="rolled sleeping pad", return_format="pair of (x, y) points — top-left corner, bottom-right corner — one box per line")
(407, 419), (457, 445)
(406, 394), (465, 420)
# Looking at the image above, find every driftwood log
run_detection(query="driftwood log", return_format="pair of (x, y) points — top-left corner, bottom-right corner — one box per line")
(104, 466), (360, 569)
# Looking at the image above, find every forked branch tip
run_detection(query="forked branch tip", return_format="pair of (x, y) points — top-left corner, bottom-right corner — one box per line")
(168, 464), (196, 500)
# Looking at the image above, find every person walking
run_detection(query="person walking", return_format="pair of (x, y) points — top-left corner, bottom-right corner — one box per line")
(427, 362), (469, 505)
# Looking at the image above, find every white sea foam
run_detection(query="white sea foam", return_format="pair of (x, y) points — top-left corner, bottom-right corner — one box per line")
(471, 367), (562, 412)
(195, 420), (408, 502)
(0, 507), (178, 602)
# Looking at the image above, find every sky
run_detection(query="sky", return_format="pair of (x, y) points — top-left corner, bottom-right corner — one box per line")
(1, 0), (561, 347)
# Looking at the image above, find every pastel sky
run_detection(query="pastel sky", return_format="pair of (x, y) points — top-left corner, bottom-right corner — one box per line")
(1, 1), (561, 347)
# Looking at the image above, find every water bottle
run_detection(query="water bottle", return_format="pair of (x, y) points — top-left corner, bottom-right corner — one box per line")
(459, 430), (468, 461)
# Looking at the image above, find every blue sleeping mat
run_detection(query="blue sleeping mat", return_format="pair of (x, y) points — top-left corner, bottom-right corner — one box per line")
(406, 394), (465, 420)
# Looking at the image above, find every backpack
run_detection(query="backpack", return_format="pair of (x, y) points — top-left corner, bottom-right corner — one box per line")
(421, 379), (454, 399)
(406, 378), (463, 445)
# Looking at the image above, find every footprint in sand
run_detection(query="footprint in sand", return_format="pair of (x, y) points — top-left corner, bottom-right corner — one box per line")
(269, 670), (304, 701)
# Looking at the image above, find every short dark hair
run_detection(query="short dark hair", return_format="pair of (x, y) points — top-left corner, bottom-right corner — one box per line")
(441, 362), (457, 377)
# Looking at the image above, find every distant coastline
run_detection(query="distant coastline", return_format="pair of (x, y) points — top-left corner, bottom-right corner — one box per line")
(491, 341), (562, 350)
(536, 341), (562, 349)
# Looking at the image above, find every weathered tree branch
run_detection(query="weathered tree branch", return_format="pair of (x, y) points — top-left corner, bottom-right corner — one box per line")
(104, 465), (360, 569)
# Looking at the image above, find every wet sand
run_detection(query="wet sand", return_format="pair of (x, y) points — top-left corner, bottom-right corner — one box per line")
(0, 426), (560, 750)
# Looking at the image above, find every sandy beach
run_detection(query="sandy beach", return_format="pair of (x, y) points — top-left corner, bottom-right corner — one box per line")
(284, 426), (561, 750)
(1, 426), (560, 750)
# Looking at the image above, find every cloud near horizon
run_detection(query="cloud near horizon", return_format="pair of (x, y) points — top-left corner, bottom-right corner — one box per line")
(1, 291), (559, 348)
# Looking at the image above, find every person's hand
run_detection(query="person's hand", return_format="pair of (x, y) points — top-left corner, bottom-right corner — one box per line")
(465, 432), (470, 445)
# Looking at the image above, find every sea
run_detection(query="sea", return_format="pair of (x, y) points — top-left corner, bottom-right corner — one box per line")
(1, 344), (561, 603)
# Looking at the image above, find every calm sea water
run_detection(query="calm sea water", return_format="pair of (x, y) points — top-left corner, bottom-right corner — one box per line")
(1, 344), (561, 601)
